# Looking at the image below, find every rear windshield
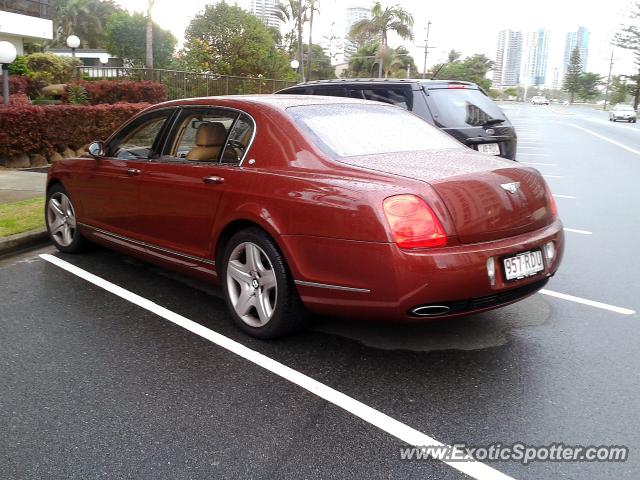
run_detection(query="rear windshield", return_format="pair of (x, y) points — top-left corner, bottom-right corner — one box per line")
(426, 87), (507, 128)
(287, 103), (461, 157)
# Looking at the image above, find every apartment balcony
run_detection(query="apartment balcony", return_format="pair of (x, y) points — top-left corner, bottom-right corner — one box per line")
(0, 0), (51, 20)
(0, 0), (53, 46)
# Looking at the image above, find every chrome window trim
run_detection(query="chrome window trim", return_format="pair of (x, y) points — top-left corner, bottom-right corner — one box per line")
(294, 280), (370, 293)
(79, 223), (215, 266)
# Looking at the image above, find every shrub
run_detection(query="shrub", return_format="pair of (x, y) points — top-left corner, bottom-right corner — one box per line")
(66, 84), (88, 105)
(0, 103), (150, 158)
(62, 80), (167, 104)
(8, 55), (32, 76)
(25, 52), (81, 87)
(7, 75), (38, 97)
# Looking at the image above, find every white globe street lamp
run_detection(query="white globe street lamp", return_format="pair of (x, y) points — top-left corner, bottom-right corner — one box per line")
(66, 34), (80, 57)
(0, 41), (17, 106)
(99, 53), (110, 65)
(290, 59), (299, 70)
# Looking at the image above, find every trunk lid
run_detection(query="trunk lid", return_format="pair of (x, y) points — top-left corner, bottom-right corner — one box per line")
(343, 149), (554, 244)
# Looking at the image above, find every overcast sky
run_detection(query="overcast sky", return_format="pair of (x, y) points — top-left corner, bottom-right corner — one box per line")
(117, 0), (637, 77)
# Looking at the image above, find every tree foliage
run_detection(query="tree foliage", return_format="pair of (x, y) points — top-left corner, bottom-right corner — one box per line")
(50, 0), (122, 48)
(563, 47), (583, 103)
(345, 43), (417, 78)
(103, 12), (176, 68)
(350, 2), (414, 47)
(577, 72), (603, 102)
(431, 54), (494, 90)
(303, 44), (336, 80)
(614, 1), (640, 108)
(177, 2), (291, 78)
(610, 75), (630, 105)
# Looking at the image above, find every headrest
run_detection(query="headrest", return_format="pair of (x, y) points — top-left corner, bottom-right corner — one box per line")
(196, 122), (227, 147)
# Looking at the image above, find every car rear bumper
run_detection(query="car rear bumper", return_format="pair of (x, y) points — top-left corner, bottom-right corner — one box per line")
(283, 219), (564, 321)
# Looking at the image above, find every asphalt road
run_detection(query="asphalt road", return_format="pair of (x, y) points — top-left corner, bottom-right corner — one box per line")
(1, 103), (639, 479)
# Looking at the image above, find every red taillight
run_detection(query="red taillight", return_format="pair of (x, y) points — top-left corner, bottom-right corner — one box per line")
(447, 84), (467, 89)
(383, 195), (447, 249)
(548, 191), (558, 218)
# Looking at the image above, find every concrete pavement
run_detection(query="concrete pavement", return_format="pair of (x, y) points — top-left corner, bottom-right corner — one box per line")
(0, 168), (46, 204)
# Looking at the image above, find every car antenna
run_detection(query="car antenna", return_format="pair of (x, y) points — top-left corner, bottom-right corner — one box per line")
(431, 64), (445, 80)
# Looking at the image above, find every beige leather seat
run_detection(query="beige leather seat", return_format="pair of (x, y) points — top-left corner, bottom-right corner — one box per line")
(186, 122), (227, 161)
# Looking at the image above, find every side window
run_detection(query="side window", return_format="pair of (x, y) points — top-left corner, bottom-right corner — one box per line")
(360, 88), (413, 110)
(312, 87), (347, 97)
(221, 113), (255, 165)
(168, 109), (237, 163)
(108, 110), (173, 159)
(348, 89), (365, 100)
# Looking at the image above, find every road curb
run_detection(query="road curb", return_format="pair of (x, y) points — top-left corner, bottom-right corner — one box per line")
(0, 228), (50, 256)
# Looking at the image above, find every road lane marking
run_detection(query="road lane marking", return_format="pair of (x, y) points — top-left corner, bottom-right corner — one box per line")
(552, 194), (576, 199)
(521, 162), (557, 166)
(540, 289), (635, 315)
(563, 228), (592, 235)
(569, 124), (640, 156)
(542, 174), (563, 179)
(39, 254), (515, 480)
(518, 153), (549, 156)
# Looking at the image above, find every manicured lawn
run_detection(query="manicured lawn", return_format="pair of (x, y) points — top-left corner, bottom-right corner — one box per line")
(0, 197), (45, 237)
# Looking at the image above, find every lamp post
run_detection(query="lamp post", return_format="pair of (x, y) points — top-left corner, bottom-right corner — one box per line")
(290, 59), (299, 80)
(0, 41), (17, 106)
(66, 35), (80, 57)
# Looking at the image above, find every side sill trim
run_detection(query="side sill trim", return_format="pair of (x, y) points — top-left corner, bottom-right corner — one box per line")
(294, 280), (370, 293)
(78, 222), (215, 266)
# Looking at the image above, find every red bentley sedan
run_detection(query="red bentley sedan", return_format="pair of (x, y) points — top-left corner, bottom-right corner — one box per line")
(46, 95), (564, 338)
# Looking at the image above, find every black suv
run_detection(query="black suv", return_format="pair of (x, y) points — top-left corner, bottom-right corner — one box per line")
(276, 79), (517, 160)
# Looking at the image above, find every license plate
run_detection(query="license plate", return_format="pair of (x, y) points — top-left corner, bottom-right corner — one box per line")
(478, 143), (500, 155)
(503, 250), (544, 281)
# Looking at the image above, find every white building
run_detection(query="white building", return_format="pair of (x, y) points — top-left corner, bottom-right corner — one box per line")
(0, 0), (53, 55)
(521, 29), (550, 87)
(344, 6), (371, 60)
(493, 30), (523, 87)
(249, 0), (281, 29)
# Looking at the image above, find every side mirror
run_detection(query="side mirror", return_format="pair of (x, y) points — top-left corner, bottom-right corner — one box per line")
(88, 141), (104, 158)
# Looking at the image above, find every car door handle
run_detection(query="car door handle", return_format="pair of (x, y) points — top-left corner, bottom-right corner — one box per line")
(203, 176), (224, 185)
(126, 168), (141, 176)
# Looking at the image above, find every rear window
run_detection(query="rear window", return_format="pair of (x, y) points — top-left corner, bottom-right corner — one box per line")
(426, 87), (507, 128)
(287, 103), (461, 157)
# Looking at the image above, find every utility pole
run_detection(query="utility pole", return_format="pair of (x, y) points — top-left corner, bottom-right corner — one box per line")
(603, 49), (615, 110)
(422, 21), (431, 79)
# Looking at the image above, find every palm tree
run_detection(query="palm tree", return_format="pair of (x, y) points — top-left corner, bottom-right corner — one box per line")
(306, 0), (319, 80)
(146, 0), (154, 69)
(51, 0), (120, 48)
(274, 0), (308, 80)
(349, 2), (414, 77)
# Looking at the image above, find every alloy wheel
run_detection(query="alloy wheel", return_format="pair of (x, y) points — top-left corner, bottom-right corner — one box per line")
(226, 241), (278, 327)
(47, 192), (77, 247)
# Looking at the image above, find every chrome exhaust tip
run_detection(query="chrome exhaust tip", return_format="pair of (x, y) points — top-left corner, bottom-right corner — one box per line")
(410, 305), (451, 317)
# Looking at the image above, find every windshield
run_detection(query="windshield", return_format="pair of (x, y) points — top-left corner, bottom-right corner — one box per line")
(426, 87), (508, 128)
(287, 103), (462, 157)
(616, 105), (634, 111)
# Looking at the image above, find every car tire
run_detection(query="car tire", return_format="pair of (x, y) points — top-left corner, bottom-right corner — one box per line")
(45, 184), (89, 253)
(221, 227), (308, 339)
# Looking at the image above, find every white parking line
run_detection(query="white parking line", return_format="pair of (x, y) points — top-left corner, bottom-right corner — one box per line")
(569, 124), (640, 156)
(540, 289), (635, 315)
(39, 254), (515, 480)
(521, 162), (557, 166)
(552, 194), (576, 199)
(563, 228), (592, 235)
